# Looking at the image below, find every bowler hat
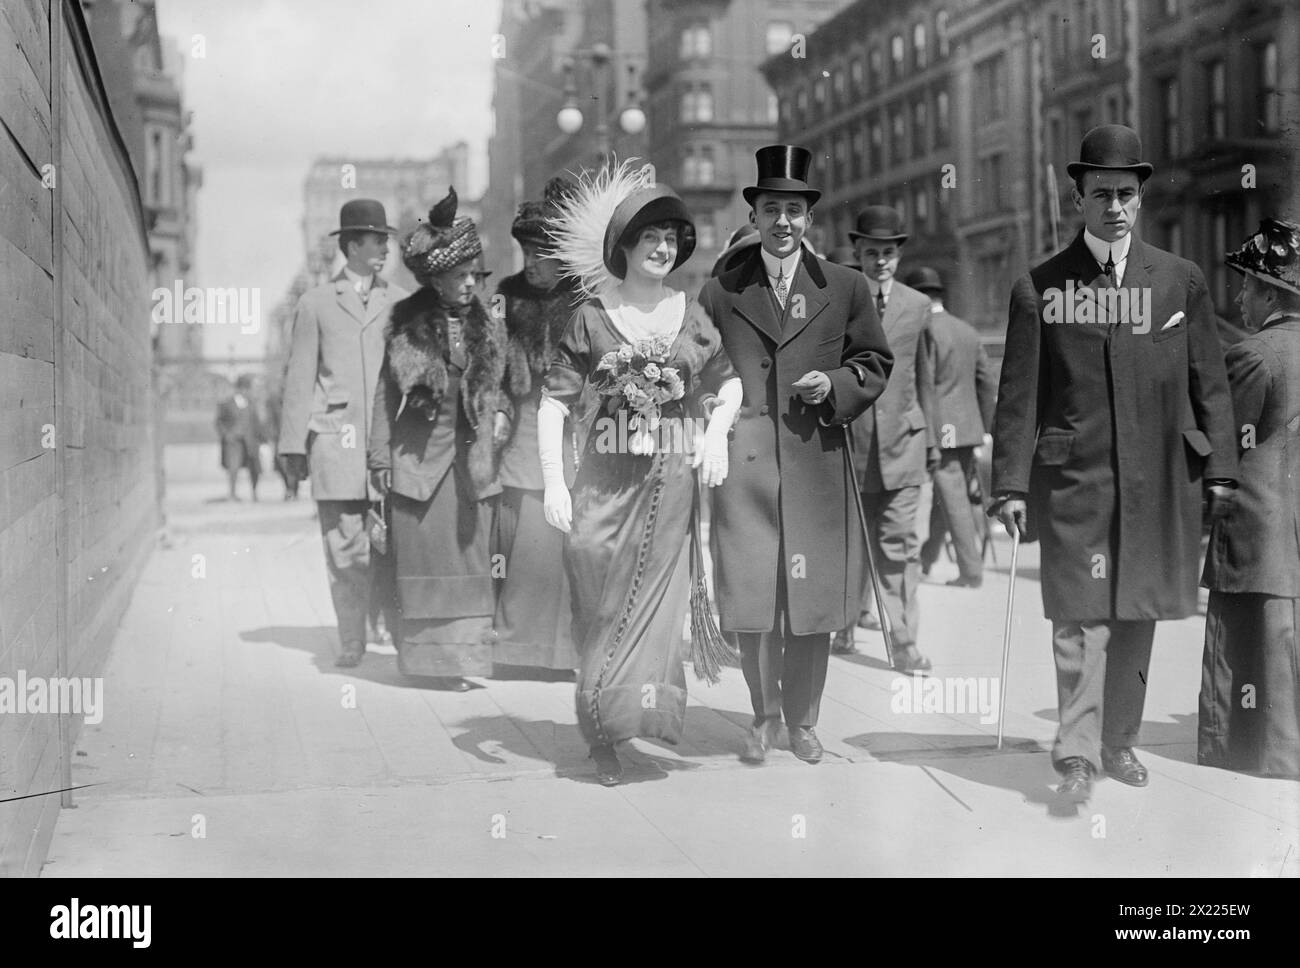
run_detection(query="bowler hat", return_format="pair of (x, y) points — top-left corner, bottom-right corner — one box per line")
(903, 266), (944, 292)
(848, 205), (908, 244)
(826, 246), (862, 271)
(1226, 217), (1300, 297)
(743, 145), (821, 207)
(329, 198), (398, 236)
(1066, 124), (1153, 182)
(603, 184), (696, 279)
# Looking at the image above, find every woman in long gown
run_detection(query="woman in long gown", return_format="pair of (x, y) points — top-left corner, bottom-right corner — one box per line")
(368, 188), (509, 690)
(540, 164), (742, 785)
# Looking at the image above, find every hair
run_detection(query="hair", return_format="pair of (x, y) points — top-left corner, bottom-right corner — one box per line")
(620, 219), (689, 250)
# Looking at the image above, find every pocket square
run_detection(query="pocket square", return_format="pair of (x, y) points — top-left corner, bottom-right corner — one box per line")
(1161, 311), (1185, 331)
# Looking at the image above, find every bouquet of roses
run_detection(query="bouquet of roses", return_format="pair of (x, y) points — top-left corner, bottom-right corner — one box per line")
(591, 335), (685, 455)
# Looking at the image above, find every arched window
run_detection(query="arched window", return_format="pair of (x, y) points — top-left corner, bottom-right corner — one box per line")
(913, 23), (928, 70)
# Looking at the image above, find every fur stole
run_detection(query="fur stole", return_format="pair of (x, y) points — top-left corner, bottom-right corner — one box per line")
(386, 287), (506, 492)
(498, 272), (581, 400)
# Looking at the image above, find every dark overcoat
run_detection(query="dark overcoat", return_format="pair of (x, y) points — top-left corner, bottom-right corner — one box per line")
(698, 247), (893, 635)
(992, 231), (1238, 621)
(1202, 312), (1300, 597)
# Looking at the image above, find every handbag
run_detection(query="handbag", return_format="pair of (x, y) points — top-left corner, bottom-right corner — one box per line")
(367, 499), (389, 556)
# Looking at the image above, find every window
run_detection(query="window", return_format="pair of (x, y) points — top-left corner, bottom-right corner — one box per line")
(868, 46), (883, 90)
(1159, 76), (1180, 157)
(869, 117), (884, 171)
(936, 10), (950, 58)
(852, 127), (866, 181)
(766, 21), (794, 55)
(1164, 220), (1182, 256)
(833, 68), (847, 110)
(914, 188), (929, 228)
(768, 92), (780, 125)
(1212, 212), (1229, 308)
(813, 78), (827, 118)
(890, 34), (905, 80)
(796, 87), (808, 119)
(974, 54), (1006, 123)
(851, 56), (865, 95)
(1258, 42), (1279, 133)
(935, 89), (950, 147)
(835, 133), (849, 187)
(978, 153), (1006, 214)
(1074, 105), (1094, 147)
(681, 84), (714, 123)
(1162, 0), (1178, 17)
(696, 214), (716, 252)
(680, 23), (712, 60)
(890, 107), (905, 164)
(698, 145), (715, 185)
(682, 151), (699, 186)
(1105, 93), (1121, 123)
(912, 99), (928, 157)
(1206, 60), (1226, 139)
(146, 128), (167, 206)
(913, 23), (928, 70)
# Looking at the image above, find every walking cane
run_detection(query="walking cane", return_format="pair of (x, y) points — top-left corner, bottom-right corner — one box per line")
(996, 522), (1021, 750)
(842, 431), (897, 668)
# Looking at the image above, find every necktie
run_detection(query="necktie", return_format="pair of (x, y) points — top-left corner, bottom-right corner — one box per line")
(356, 279), (370, 306)
(1103, 252), (1117, 288)
(876, 288), (887, 318)
(775, 268), (788, 309)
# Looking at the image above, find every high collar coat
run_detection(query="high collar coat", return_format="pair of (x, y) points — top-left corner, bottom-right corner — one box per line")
(992, 230), (1238, 621)
(277, 270), (408, 500)
(697, 247), (893, 635)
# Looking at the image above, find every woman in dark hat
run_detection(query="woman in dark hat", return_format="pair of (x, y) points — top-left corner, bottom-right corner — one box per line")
(541, 161), (742, 785)
(367, 187), (509, 690)
(492, 177), (584, 675)
(1199, 217), (1300, 779)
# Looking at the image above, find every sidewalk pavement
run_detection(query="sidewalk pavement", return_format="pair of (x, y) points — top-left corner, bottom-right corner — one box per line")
(40, 446), (1298, 876)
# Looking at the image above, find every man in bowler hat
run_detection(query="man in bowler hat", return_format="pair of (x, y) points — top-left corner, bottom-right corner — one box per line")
(910, 266), (997, 588)
(990, 125), (1237, 800)
(836, 207), (938, 671)
(698, 146), (893, 764)
(279, 199), (409, 667)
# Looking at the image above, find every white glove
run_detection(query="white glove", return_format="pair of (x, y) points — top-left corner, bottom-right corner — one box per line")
(538, 397), (571, 533)
(693, 378), (741, 488)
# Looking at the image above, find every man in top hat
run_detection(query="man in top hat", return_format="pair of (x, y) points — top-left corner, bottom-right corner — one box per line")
(990, 124), (1237, 801)
(910, 266), (997, 589)
(698, 145), (893, 765)
(1198, 217), (1300, 779)
(279, 199), (409, 667)
(835, 206), (938, 671)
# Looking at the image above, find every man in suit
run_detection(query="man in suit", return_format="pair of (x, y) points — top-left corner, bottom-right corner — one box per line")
(910, 266), (998, 588)
(1199, 217), (1300, 778)
(279, 199), (409, 668)
(216, 373), (265, 501)
(990, 125), (1238, 801)
(835, 208), (938, 672)
(698, 145), (893, 765)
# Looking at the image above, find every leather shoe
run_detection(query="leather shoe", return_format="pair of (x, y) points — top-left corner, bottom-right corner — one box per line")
(892, 644), (932, 674)
(334, 647), (364, 668)
(857, 612), (882, 631)
(789, 726), (823, 763)
(946, 575), (983, 588)
(1101, 746), (1149, 787)
(831, 627), (857, 655)
(741, 718), (779, 764)
(590, 744), (623, 786)
(1056, 756), (1094, 802)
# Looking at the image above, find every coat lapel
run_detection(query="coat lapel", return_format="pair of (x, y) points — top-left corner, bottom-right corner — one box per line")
(363, 278), (392, 328)
(1116, 235), (1153, 331)
(731, 250), (783, 345)
(333, 272), (367, 325)
(778, 250), (829, 348)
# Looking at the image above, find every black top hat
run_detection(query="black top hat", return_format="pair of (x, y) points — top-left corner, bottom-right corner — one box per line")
(1066, 124), (1153, 182)
(602, 184), (696, 279)
(743, 145), (821, 207)
(903, 266), (944, 293)
(328, 198), (398, 236)
(826, 246), (862, 270)
(848, 205), (908, 244)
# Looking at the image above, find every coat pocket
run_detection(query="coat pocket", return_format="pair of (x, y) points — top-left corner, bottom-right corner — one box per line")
(308, 387), (351, 434)
(1182, 428), (1213, 458)
(1033, 430), (1074, 466)
(905, 407), (928, 433)
(1151, 322), (1185, 343)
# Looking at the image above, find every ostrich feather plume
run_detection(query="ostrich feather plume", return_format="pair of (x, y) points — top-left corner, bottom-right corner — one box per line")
(544, 158), (655, 301)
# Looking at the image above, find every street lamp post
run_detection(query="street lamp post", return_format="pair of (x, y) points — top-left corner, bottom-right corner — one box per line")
(557, 43), (646, 166)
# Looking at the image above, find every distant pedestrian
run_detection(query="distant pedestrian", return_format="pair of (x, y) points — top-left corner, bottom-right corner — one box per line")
(279, 199), (408, 667)
(1199, 217), (1300, 779)
(215, 373), (264, 501)
(909, 266), (997, 588)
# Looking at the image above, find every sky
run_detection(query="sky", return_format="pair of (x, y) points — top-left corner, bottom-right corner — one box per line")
(154, 0), (504, 358)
